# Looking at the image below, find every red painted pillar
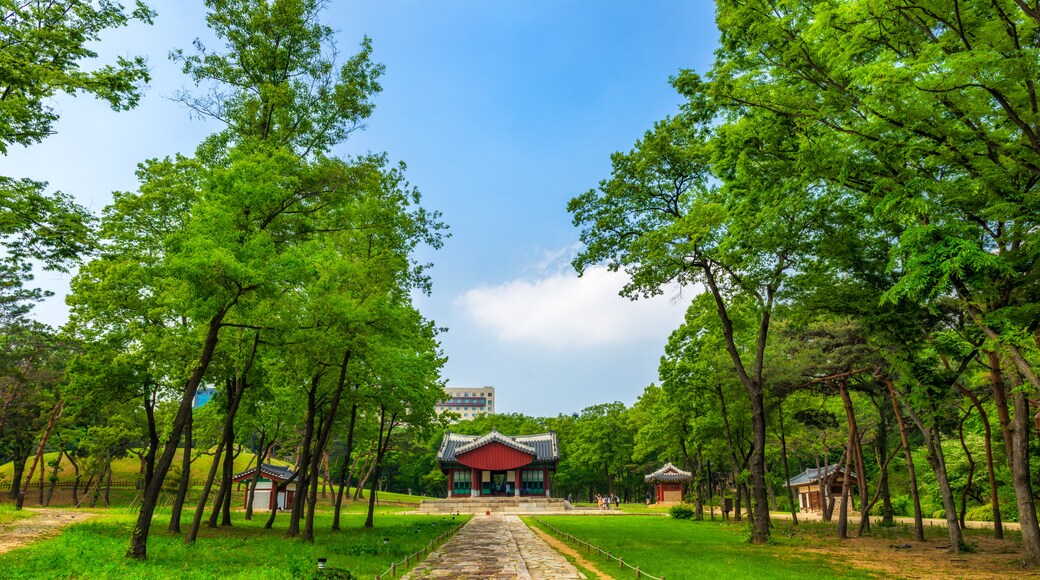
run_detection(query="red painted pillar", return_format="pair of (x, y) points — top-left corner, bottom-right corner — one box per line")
(515, 468), (521, 496)
(544, 468), (550, 497)
(447, 468), (453, 498)
(471, 467), (478, 497)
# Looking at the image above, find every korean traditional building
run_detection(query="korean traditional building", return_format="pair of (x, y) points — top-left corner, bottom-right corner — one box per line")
(436, 430), (558, 498)
(645, 462), (692, 504)
(231, 463), (298, 511)
(784, 464), (857, 512)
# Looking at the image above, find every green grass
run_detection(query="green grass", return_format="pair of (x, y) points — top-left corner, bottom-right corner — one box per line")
(613, 503), (670, 514)
(0, 507), (470, 579)
(524, 515), (875, 580)
(0, 450), (290, 483)
(0, 503), (33, 525)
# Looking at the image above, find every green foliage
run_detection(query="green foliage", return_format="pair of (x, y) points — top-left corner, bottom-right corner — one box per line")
(0, 0), (155, 153)
(668, 504), (694, 519)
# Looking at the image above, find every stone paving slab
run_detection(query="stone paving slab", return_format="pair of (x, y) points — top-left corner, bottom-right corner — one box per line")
(404, 514), (582, 580)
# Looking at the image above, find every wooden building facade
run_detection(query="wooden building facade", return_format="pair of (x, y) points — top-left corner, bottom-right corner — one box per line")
(436, 430), (559, 498)
(784, 464), (857, 512)
(645, 462), (692, 504)
(231, 463), (298, 511)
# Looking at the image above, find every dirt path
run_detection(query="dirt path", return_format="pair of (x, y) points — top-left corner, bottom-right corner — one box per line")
(526, 522), (611, 579)
(0, 508), (100, 554)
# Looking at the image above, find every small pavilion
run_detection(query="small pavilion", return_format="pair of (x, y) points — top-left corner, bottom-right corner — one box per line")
(785, 464), (856, 512)
(231, 463), (298, 511)
(645, 462), (692, 504)
(436, 430), (558, 498)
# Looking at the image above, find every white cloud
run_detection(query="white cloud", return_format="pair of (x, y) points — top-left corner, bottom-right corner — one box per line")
(455, 265), (692, 348)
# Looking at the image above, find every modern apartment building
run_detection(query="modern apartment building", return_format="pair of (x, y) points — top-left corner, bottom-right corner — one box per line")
(436, 386), (495, 421)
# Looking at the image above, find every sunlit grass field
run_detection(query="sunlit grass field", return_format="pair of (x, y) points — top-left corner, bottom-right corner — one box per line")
(0, 503), (33, 526)
(525, 515), (874, 580)
(0, 505), (467, 579)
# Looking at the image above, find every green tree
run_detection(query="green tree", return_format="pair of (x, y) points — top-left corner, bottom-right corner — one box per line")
(569, 96), (831, 542)
(0, 0), (155, 318)
(0, 0), (155, 152)
(64, 0), (386, 559)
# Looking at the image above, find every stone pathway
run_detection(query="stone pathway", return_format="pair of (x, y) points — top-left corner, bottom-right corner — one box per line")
(404, 514), (583, 579)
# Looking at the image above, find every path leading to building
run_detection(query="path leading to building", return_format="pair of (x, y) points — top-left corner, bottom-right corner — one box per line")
(404, 513), (584, 579)
(0, 509), (100, 555)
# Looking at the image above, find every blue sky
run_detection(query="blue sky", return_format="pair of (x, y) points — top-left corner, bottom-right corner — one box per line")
(1, 1), (719, 417)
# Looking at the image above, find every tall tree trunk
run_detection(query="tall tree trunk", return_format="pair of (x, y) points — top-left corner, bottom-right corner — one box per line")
(837, 377), (870, 536)
(702, 263), (774, 544)
(819, 455), (836, 522)
(987, 351), (1015, 461)
(1007, 366), (1040, 565)
(332, 404), (359, 531)
(169, 413), (192, 533)
(218, 444), (240, 526)
(715, 383), (743, 522)
(951, 357), (1004, 538)
(778, 399), (798, 524)
(143, 389), (159, 490)
(303, 351), (352, 540)
(364, 408), (396, 528)
(103, 463), (112, 507)
(884, 377), (924, 541)
(21, 400), (64, 498)
(38, 456), (45, 505)
(245, 437), (269, 521)
(209, 334), (259, 529)
(185, 438), (226, 544)
(66, 450), (80, 507)
(837, 443), (853, 540)
(288, 375), (320, 538)
(45, 444), (62, 506)
(957, 410), (975, 531)
(353, 449), (377, 501)
(873, 396), (894, 526)
(8, 453), (27, 503)
(904, 402), (964, 552)
(128, 309), (230, 560)
(263, 473), (297, 530)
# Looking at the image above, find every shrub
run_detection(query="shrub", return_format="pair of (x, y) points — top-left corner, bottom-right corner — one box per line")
(669, 504), (694, 519)
(964, 504), (998, 522)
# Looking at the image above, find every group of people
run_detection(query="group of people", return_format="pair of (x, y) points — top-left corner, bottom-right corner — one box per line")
(595, 493), (620, 510)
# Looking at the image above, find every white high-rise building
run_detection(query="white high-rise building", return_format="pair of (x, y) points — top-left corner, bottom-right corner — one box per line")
(435, 386), (495, 422)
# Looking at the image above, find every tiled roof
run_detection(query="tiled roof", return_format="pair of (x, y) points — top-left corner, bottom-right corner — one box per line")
(455, 430), (536, 456)
(644, 462), (692, 483)
(232, 463), (296, 482)
(785, 464), (854, 487)
(437, 430), (559, 465)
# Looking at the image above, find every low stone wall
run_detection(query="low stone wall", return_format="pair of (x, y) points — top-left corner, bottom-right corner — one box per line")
(417, 497), (573, 514)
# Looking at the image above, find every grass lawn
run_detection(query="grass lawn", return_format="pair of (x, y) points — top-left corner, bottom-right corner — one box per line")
(0, 506), (469, 579)
(525, 515), (873, 580)
(0, 450), (291, 484)
(0, 503), (33, 525)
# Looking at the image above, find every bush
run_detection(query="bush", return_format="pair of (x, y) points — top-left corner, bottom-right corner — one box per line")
(884, 494), (913, 518)
(669, 504), (694, 519)
(964, 504), (995, 522)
